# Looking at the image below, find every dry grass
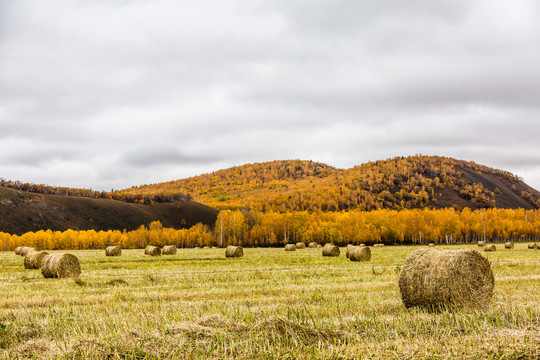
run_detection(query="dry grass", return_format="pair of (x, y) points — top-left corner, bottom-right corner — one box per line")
(1, 244), (539, 359)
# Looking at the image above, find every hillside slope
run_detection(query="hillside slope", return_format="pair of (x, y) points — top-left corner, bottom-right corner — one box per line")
(121, 156), (540, 211)
(0, 186), (218, 235)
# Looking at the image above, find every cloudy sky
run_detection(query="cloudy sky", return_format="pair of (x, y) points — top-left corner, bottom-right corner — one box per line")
(1, 0), (540, 191)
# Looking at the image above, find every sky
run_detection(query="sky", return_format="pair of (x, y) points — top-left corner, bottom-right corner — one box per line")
(1, 0), (540, 191)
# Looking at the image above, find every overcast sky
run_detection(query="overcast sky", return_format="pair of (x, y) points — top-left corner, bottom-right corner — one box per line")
(1, 0), (540, 191)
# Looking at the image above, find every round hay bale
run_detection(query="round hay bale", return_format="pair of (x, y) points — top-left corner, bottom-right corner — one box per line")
(428, 243), (435, 247)
(19, 247), (35, 256)
(398, 249), (494, 310)
(478, 241), (485, 247)
(285, 244), (296, 251)
(308, 242), (318, 248)
(528, 243), (537, 249)
(350, 246), (371, 261)
(504, 242), (514, 249)
(317, 244), (322, 248)
(373, 244), (385, 248)
(295, 242), (306, 249)
(484, 244), (496, 252)
(24, 251), (49, 269)
(162, 245), (177, 255)
(105, 246), (122, 257)
(322, 243), (340, 257)
(15, 246), (22, 255)
(225, 245), (243, 258)
(203, 246), (210, 249)
(41, 253), (81, 279)
(145, 246), (161, 256)
(359, 243), (366, 247)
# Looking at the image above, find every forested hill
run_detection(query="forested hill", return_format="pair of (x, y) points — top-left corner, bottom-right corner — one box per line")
(121, 156), (540, 211)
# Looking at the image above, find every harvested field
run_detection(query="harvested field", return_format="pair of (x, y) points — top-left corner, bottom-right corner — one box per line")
(1, 244), (539, 359)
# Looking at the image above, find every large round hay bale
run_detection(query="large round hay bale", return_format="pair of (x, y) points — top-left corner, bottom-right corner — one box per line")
(295, 242), (306, 249)
(24, 251), (49, 269)
(350, 246), (371, 262)
(162, 245), (177, 255)
(145, 246), (161, 256)
(41, 253), (81, 279)
(484, 244), (496, 252)
(19, 247), (35, 256)
(478, 241), (485, 247)
(285, 244), (296, 251)
(398, 249), (494, 309)
(308, 242), (318, 248)
(105, 246), (122, 257)
(373, 244), (385, 248)
(225, 245), (243, 258)
(428, 243), (435, 247)
(504, 242), (514, 249)
(14, 246), (22, 255)
(528, 243), (537, 249)
(346, 245), (356, 258)
(322, 243), (340, 257)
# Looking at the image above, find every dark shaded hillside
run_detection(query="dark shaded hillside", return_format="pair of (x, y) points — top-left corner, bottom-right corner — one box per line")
(0, 186), (218, 235)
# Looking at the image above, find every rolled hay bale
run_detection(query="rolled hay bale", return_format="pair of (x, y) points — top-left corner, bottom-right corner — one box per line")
(359, 243), (366, 247)
(346, 244), (355, 258)
(478, 241), (486, 247)
(203, 246), (210, 249)
(484, 244), (496, 252)
(145, 246), (161, 256)
(295, 242), (306, 249)
(317, 244), (322, 248)
(350, 246), (371, 262)
(15, 246), (22, 255)
(398, 249), (494, 310)
(19, 247), (35, 256)
(285, 244), (297, 251)
(322, 243), (340, 257)
(373, 244), (385, 248)
(428, 243), (435, 247)
(308, 242), (318, 248)
(225, 245), (243, 258)
(24, 251), (49, 269)
(528, 243), (537, 249)
(162, 245), (177, 255)
(41, 253), (81, 279)
(105, 246), (122, 257)
(504, 242), (514, 249)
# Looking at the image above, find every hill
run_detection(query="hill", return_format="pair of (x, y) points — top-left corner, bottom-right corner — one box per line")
(0, 186), (218, 235)
(121, 156), (540, 211)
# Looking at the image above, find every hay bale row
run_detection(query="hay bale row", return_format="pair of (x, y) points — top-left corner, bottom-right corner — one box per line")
(308, 242), (318, 248)
(41, 253), (81, 279)
(398, 249), (494, 310)
(296, 242), (306, 249)
(24, 251), (49, 269)
(16, 246), (35, 256)
(145, 246), (161, 256)
(225, 245), (243, 258)
(350, 246), (371, 262)
(484, 244), (496, 252)
(105, 246), (122, 257)
(285, 244), (296, 251)
(322, 243), (339, 257)
(504, 242), (514, 249)
(162, 245), (177, 255)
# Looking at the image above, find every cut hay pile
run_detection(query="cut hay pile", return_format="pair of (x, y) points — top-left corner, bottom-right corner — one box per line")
(162, 245), (177, 255)
(24, 251), (49, 269)
(16, 247), (35, 256)
(478, 241), (486, 247)
(398, 249), (494, 309)
(105, 246), (122, 257)
(504, 242), (514, 249)
(308, 242), (318, 248)
(41, 253), (81, 279)
(346, 245), (356, 258)
(144, 246), (161, 256)
(322, 244), (340, 257)
(528, 243), (537, 249)
(350, 246), (371, 262)
(484, 244), (496, 252)
(225, 245), (243, 258)
(296, 242), (306, 249)
(284, 244), (296, 251)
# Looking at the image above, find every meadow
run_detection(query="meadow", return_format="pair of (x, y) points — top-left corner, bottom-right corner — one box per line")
(1, 244), (539, 359)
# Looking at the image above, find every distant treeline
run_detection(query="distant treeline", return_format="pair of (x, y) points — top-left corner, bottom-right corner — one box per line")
(2, 208), (539, 251)
(0, 179), (190, 204)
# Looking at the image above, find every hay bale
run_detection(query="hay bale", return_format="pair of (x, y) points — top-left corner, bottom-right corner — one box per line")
(346, 244), (356, 258)
(162, 245), (177, 255)
(145, 246), (161, 256)
(15, 246), (22, 255)
(41, 253), (81, 279)
(317, 244), (322, 248)
(296, 242), (306, 249)
(308, 242), (318, 248)
(285, 244), (296, 251)
(528, 243), (537, 249)
(478, 241), (485, 247)
(504, 242), (514, 249)
(398, 249), (494, 309)
(373, 244), (385, 248)
(225, 245), (243, 258)
(484, 244), (496, 252)
(24, 251), (49, 269)
(350, 246), (371, 261)
(105, 246), (122, 257)
(18, 247), (35, 256)
(428, 243), (435, 247)
(322, 244), (340, 257)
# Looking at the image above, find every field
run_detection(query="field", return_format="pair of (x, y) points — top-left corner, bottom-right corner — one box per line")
(1, 244), (539, 359)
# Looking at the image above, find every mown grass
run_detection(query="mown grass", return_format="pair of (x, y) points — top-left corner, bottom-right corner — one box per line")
(1, 244), (539, 359)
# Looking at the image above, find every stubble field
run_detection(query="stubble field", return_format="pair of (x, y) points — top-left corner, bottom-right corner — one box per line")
(1, 244), (539, 359)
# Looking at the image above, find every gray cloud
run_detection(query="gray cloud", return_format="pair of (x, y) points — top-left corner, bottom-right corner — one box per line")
(1, 0), (539, 191)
